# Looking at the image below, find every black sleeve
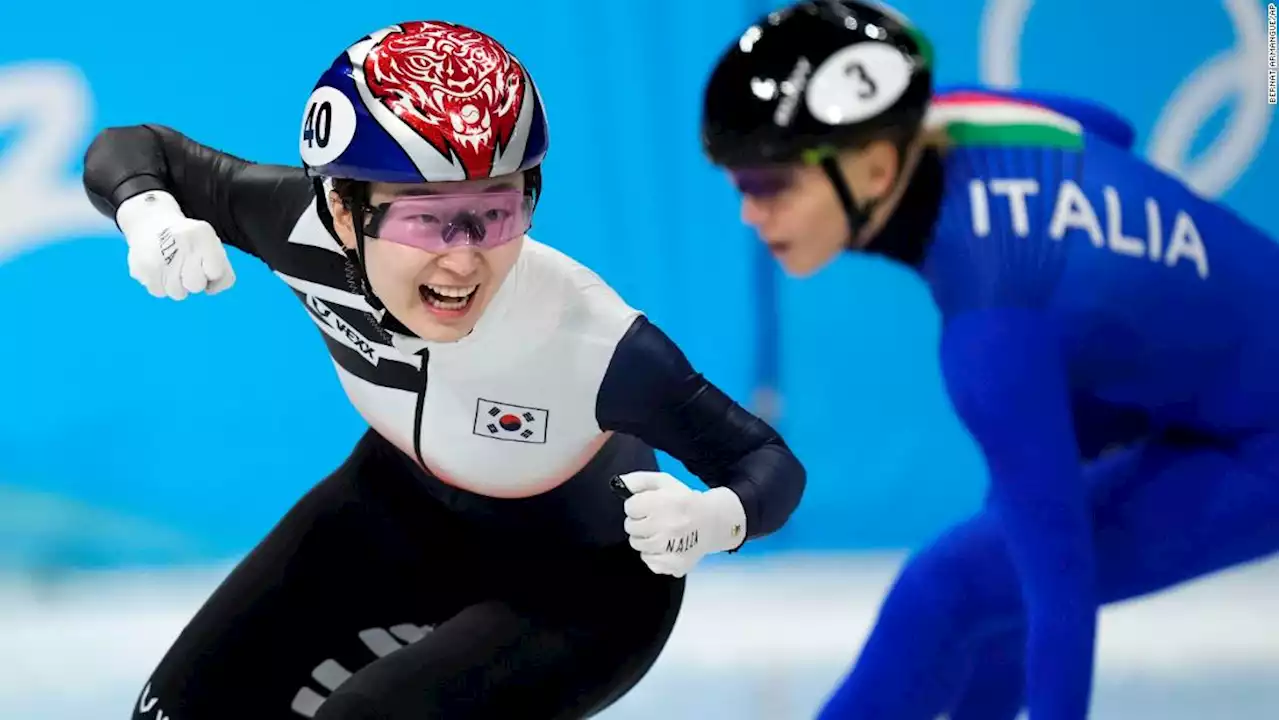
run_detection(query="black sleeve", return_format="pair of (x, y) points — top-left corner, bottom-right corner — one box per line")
(82, 124), (315, 259)
(596, 316), (806, 541)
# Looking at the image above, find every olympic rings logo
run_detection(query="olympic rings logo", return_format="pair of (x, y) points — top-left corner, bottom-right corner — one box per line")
(980, 0), (1273, 198)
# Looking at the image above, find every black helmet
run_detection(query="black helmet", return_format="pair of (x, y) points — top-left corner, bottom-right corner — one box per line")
(701, 0), (933, 168)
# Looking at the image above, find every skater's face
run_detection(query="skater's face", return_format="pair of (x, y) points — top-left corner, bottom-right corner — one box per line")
(731, 139), (902, 277)
(330, 172), (529, 343)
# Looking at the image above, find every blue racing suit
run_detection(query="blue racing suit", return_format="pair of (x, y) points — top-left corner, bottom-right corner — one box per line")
(820, 89), (1277, 720)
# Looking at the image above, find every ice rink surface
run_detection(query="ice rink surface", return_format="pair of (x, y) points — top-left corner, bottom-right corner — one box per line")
(0, 554), (1274, 719)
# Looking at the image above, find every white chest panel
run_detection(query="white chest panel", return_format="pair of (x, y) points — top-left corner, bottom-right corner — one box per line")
(289, 236), (639, 499)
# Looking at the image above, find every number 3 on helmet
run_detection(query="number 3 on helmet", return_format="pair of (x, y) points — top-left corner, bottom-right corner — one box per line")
(700, 0), (933, 168)
(299, 20), (550, 184)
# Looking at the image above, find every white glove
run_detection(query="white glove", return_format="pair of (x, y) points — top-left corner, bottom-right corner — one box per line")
(620, 471), (747, 578)
(116, 190), (236, 300)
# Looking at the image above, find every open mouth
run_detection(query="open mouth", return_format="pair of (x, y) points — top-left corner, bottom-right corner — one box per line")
(419, 283), (480, 314)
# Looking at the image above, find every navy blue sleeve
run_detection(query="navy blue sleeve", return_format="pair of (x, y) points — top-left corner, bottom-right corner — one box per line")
(596, 316), (805, 541)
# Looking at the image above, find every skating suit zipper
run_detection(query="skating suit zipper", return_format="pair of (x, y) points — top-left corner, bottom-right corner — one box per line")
(412, 349), (430, 468)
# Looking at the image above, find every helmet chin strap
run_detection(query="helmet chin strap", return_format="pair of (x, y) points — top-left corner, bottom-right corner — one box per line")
(314, 177), (417, 336)
(347, 198), (415, 337)
(819, 156), (875, 249)
(314, 176), (381, 311)
(820, 135), (916, 250)
(346, 198), (384, 312)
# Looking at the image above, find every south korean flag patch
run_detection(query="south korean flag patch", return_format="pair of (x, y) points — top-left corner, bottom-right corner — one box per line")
(473, 398), (549, 444)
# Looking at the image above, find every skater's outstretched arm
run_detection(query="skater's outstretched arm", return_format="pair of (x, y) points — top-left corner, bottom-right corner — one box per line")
(83, 124), (313, 258)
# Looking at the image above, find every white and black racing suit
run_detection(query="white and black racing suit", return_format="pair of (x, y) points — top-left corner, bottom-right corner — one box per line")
(85, 124), (806, 720)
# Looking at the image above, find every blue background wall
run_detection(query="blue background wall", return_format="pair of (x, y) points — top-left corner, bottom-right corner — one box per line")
(0, 0), (1274, 569)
